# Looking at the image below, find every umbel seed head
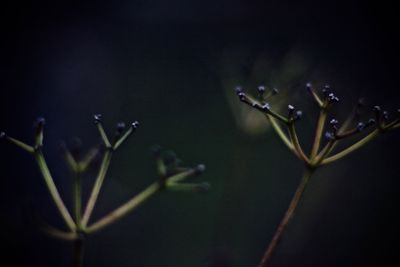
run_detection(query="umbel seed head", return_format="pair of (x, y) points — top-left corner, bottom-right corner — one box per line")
(0, 132), (6, 139)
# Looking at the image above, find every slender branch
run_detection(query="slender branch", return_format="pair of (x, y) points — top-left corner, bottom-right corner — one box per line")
(34, 150), (76, 231)
(266, 115), (295, 153)
(81, 150), (113, 227)
(258, 168), (313, 267)
(96, 122), (111, 148)
(73, 171), (82, 229)
(86, 181), (160, 234)
(321, 129), (379, 165)
(5, 136), (35, 153)
(287, 122), (309, 163)
(310, 109), (327, 159)
(113, 126), (135, 150)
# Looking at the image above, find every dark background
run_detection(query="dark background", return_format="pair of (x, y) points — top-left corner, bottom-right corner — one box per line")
(1, 1), (399, 266)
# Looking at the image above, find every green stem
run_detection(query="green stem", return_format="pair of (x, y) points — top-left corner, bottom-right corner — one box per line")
(81, 150), (113, 227)
(258, 168), (313, 267)
(73, 172), (82, 229)
(73, 235), (84, 267)
(34, 150), (76, 231)
(321, 129), (379, 165)
(6, 136), (35, 153)
(310, 109), (327, 159)
(266, 115), (295, 153)
(287, 122), (309, 163)
(86, 181), (160, 234)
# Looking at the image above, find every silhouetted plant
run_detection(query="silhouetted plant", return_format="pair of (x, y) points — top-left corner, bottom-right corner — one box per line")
(0, 115), (208, 267)
(235, 84), (399, 267)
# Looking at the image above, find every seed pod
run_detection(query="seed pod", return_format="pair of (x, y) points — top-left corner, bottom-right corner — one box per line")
(131, 121), (139, 129)
(325, 131), (335, 140)
(235, 86), (243, 95)
(94, 114), (102, 124)
(116, 122), (126, 133)
(257, 85), (266, 95)
(194, 164), (206, 175)
(330, 119), (339, 126)
(305, 82), (313, 92)
(262, 103), (271, 111)
(294, 110), (303, 120)
(356, 122), (365, 131)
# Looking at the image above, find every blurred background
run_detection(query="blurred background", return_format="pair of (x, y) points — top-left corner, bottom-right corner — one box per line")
(1, 1), (399, 266)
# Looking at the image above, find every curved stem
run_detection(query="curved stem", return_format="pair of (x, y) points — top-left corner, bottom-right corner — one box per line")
(34, 150), (76, 231)
(86, 181), (161, 234)
(81, 150), (113, 227)
(287, 123), (309, 163)
(258, 168), (313, 267)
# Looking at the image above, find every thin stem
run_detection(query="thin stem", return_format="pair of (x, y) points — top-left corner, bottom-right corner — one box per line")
(73, 172), (82, 229)
(266, 115), (295, 153)
(310, 109), (327, 159)
(5, 136), (35, 153)
(34, 150), (76, 231)
(321, 129), (379, 165)
(113, 127), (133, 150)
(96, 123), (111, 148)
(287, 122), (309, 163)
(73, 235), (84, 267)
(86, 181), (160, 234)
(258, 168), (313, 267)
(81, 150), (113, 227)
(311, 140), (336, 167)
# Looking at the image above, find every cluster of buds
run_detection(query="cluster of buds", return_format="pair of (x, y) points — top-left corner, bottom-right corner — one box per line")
(1, 115), (208, 239)
(235, 83), (400, 169)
